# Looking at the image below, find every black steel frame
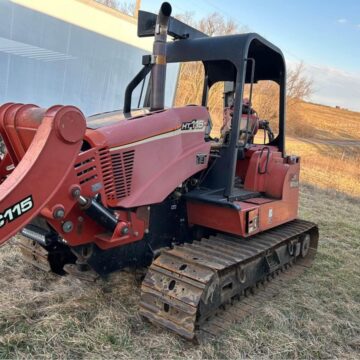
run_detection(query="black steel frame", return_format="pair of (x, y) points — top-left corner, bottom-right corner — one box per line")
(125, 15), (287, 202)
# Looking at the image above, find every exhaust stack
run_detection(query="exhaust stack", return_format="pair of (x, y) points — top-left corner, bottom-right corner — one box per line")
(150, 2), (172, 111)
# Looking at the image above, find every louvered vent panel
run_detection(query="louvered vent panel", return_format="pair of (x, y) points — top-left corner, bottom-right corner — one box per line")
(75, 155), (97, 185)
(98, 147), (116, 200)
(110, 150), (135, 200)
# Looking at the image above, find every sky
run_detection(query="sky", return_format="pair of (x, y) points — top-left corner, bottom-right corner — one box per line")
(141, 0), (360, 111)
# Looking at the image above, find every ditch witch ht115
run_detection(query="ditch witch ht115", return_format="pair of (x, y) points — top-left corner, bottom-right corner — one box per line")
(0, 3), (318, 340)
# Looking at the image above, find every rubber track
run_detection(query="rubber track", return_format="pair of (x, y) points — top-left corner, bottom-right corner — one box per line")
(197, 260), (309, 341)
(140, 219), (318, 341)
(16, 236), (52, 272)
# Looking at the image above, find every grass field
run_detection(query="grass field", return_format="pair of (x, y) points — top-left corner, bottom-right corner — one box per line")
(0, 184), (359, 359)
(289, 102), (360, 140)
(287, 138), (360, 197)
(0, 102), (359, 358)
(285, 102), (360, 197)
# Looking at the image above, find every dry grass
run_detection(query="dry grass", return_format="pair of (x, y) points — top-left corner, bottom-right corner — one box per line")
(0, 184), (359, 359)
(292, 102), (360, 140)
(285, 102), (360, 197)
(287, 138), (360, 197)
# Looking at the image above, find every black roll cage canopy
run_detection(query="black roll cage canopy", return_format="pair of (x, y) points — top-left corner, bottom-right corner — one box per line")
(125, 10), (287, 201)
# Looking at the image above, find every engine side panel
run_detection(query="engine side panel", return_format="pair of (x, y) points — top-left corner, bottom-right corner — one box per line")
(86, 106), (211, 208)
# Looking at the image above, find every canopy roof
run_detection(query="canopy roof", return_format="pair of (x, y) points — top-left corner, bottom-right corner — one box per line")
(166, 33), (286, 85)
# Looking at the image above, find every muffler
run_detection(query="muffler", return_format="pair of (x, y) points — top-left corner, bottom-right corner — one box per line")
(150, 2), (172, 111)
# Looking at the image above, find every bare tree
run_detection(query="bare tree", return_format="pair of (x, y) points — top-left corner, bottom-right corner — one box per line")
(246, 62), (313, 139)
(174, 13), (242, 134)
(287, 62), (313, 107)
(175, 12), (246, 36)
(118, 1), (136, 16)
(95, 0), (136, 16)
(250, 81), (279, 120)
(198, 13), (240, 36)
(95, 0), (120, 10)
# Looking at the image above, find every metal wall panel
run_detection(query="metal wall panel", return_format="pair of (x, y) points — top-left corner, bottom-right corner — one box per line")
(0, 1), (178, 115)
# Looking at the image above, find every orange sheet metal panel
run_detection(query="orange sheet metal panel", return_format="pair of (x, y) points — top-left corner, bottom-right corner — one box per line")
(187, 201), (257, 237)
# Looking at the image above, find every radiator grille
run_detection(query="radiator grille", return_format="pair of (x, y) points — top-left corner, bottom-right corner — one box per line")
(110, 150), (135, 199)
(99, 147), (135, 201)
(98, 147), (116, 199)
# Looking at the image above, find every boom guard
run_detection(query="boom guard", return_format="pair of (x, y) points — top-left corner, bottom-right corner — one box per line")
(0, 103), (86, 245)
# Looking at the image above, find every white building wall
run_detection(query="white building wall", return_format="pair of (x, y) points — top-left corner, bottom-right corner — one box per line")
(0, 0), (178, 116)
